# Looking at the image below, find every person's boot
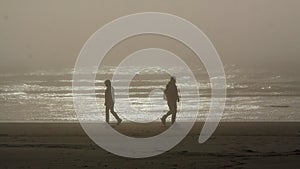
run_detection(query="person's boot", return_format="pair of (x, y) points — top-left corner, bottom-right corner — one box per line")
(106, 112), (109, 124)
(160, 116), (166, 125)
(117, 118), (122, 125)
(171, 115), (176, 124)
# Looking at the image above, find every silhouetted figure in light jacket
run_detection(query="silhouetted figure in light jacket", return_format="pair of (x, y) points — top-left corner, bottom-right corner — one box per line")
(104, 80), (122, 125)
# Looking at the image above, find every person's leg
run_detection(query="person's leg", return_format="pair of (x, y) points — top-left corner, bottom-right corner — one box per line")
(105, 107), (109, 123)
(163, 111), (172, 119)
(171, 102), (177, 124)
(110, 106), (122, 124)
(161, 101), (173, 125)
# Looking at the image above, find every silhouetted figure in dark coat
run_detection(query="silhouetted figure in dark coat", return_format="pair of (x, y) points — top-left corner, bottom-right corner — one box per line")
(161, 77), (180, 125)
(104, 80), (122, 125)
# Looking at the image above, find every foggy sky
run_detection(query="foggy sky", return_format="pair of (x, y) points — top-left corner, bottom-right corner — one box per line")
(0, 0), (299, 73)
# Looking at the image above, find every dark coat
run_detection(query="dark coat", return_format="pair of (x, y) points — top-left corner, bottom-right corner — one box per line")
(164, 82), (179, 102)
(105, 86), (115, 107)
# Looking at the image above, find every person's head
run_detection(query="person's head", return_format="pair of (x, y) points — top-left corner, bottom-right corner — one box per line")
(104, 80), (111, 87)
(170, 76), (176, 84)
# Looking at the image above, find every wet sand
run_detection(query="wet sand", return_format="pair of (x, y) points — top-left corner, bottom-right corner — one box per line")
(0, 122), (299, 169)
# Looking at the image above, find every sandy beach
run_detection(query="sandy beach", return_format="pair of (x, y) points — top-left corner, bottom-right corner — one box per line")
(0, 122), (299, 169)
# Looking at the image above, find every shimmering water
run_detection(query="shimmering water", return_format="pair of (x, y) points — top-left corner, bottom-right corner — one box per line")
(0, 65), (300, 122)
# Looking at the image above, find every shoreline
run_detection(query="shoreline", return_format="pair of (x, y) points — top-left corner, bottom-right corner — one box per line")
(0, 122), (299, 136)
(0, 120), (299, 123)
(0, 122), (299, 168)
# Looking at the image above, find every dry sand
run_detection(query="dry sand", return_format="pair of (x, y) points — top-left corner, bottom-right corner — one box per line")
(0, 122), (299, 169)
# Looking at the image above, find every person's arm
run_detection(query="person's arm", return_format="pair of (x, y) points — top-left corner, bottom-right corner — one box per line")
(104, 89), (107, 106)
(176, 86), (180, 102)
(111, 87), (115, 104)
